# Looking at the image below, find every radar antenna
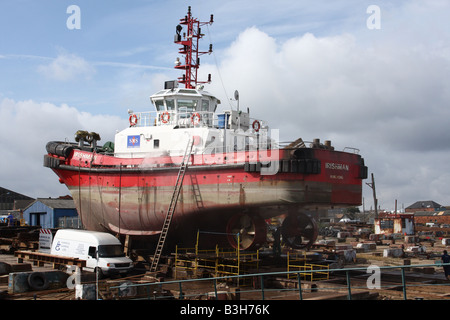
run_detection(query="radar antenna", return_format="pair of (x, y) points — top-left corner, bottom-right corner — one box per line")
(174, 6), (213, 89)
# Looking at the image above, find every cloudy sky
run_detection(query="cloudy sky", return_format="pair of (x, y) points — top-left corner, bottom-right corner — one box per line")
(1, 0), (449, 211)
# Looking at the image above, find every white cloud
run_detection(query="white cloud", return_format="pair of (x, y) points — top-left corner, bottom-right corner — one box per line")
(0, 98), (127, 198)
(201, 24), (450, 210)
(38, 53), (95, 81)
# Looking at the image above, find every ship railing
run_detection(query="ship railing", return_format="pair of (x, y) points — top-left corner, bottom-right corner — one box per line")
(279, 140), (331, 150)
(201, 143), (275, 156)
(278, 140), (309, 149)
(278, 140), (361, 154)
(130, 110), (268, 132)
(343, 147), (360, 154)
(130, 110), (216, 128)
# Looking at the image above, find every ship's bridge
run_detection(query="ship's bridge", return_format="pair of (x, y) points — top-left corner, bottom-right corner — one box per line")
(128, 81), (221, 129)
(116, 81), (270, 158)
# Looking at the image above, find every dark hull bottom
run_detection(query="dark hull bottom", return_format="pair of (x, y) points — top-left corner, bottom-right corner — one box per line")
(68, 179), (361, 251)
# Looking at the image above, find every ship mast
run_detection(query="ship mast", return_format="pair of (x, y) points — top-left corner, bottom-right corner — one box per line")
(174, 6), (213, 89)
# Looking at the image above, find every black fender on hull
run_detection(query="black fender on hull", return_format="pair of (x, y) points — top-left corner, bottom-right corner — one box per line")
(46, 141), (74, 158)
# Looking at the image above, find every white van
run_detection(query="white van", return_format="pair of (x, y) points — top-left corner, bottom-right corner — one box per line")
(50, 229), (133, 277)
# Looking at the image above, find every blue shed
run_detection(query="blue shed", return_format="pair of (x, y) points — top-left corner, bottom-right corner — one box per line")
(23, 198), (79, 229)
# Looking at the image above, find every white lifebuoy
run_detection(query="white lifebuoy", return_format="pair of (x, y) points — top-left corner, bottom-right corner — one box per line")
(129, 114), (138, 126)
(160, 111), (170, 123)
(252, 120), (261, 132)
(191, 112), (201, 125)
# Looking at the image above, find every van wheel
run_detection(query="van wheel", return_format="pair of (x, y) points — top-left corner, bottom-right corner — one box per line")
(28, 272), (49, 291)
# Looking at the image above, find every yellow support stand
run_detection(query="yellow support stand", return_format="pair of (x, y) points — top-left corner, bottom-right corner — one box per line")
(174, 230), (259, 286)
(287, 250), (329, 281)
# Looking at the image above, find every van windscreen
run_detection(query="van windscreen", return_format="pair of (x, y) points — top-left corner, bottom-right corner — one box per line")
(98, 245), (125, 258)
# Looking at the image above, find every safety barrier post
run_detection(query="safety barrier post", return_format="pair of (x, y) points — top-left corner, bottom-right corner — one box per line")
(179, 282), (184, 300)
(346, 270), (352, 300)
(255, 251), (260, 274)
(401, 267), (407, 300)
(215, 244), (219, 278)
(297, 273), (303, 300)
(260, 275), (265, 300)
(174, 245), (179, 279)
(213, 278), (218, 300)
(196, 230), (200, 251)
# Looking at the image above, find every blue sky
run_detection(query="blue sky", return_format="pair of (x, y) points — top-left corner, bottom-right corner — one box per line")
(0, 0), (374, 114)
(1, 1), (450, 211)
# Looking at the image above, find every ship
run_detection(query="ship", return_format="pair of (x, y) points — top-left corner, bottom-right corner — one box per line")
(44, 7), (368, 251)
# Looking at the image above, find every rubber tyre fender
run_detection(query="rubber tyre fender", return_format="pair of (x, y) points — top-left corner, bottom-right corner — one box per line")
(27, 272), (49, 291)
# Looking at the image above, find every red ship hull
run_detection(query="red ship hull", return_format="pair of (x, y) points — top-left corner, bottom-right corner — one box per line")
(45, 142), (367, 249)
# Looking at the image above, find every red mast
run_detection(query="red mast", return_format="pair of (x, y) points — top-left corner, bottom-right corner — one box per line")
(174, 6), (213, 89)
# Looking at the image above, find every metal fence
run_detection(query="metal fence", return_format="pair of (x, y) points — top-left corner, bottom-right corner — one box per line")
(110, 262), (450, 300)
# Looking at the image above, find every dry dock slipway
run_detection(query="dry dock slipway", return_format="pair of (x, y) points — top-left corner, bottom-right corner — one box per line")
(1, 222), (450, 301)
(1, 7), (449, 306)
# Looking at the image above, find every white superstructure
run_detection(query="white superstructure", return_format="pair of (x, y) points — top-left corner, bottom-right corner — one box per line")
(114, 83), (269, 159)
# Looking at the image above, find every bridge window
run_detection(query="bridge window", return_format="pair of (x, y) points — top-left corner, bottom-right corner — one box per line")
(154, 100), (164, 111)
(177, 99), (198, 112)
(166, 99), (175, 111)
(201, 99), (209, 111)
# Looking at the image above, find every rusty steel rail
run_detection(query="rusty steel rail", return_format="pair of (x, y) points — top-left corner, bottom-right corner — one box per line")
(14, 250), (86, 268)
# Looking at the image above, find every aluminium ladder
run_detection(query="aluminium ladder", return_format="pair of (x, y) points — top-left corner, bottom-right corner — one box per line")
(150, 139), (194, 272)
(190, 174), (204, 210)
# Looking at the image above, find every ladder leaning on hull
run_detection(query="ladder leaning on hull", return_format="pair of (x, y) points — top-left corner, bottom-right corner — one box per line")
(150, 138), (194, 273)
